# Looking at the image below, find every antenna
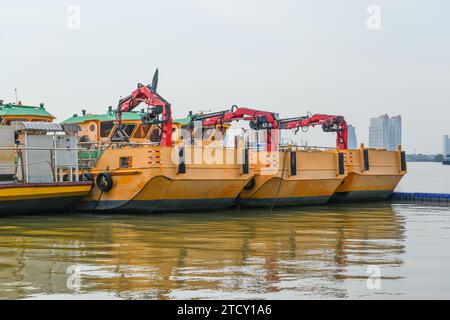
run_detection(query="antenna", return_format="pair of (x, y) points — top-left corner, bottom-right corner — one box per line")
(14, 88), (18, 104)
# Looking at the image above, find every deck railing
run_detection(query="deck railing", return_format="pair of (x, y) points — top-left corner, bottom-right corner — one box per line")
(278, 144), (336, 151)
(0, 146), (83, 183)
(77, 141), (162, 168)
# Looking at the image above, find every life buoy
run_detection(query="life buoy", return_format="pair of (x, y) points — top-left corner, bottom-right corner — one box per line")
(96, 172), (113, 192)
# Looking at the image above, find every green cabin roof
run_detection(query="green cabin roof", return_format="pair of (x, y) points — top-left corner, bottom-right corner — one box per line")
(61, 107), (144, 124)
(173, 113), (195, 125)
(62, 107), (196, 125)
(172, 113), (229, 126)
(0, 102), (55, 119)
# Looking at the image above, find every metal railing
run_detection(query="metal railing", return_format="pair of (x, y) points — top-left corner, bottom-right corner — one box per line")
(278, 144), (336, 151)
(0, 146), (83, 183)
(77, 141), (165, 168)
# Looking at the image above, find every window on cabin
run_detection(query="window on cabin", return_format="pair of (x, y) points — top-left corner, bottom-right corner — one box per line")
(110, 124), (136, 139)
(133, 124), (152, 139)
(100, 121), (114, 138)
(149, 127), (161, 143)
(5, 119), (27, 124)
(119, 157), (132, 168)
(31, 119), (49, 122)
(123, 124), (136, 137)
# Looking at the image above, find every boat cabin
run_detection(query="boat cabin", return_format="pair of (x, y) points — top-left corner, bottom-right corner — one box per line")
(62, 107), (231, 147)
(0, 101), (55, 124)
(61, 107), (164, 144)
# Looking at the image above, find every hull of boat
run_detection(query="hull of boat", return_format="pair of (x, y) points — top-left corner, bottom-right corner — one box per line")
(81, 175), (248, 213)
(331, 148), (406, 203)
(0, 182), (92, 214)
(79, 145), (253, 213)
(239, 150), (345, 208)
(331, 173), (403, 202)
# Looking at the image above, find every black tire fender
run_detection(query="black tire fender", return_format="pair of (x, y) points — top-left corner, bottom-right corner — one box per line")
(96, 172), (113, 192)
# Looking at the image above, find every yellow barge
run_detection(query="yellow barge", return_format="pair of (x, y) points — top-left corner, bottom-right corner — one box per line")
(239, 148), (345, 207)
(78, 144), (251, 212)
(332, 145), (407, 202)
(61, 87), (253, 213)
(185, 107), (347, 208)
(277, 114), (407, 203)
(0, 182), (92, 214)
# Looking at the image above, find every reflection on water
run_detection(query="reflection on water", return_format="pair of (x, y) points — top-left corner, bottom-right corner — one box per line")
(0, 203), (448, 299)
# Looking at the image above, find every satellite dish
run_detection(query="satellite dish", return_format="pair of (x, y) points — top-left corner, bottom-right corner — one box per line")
(151, 69), (159, 92)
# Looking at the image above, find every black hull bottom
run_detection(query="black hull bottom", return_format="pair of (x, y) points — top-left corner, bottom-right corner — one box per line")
(0, 196), (84, 215)
(80, 196), (332, 213)
(79, 198), (237, 213)
(330, 190), (393, 203)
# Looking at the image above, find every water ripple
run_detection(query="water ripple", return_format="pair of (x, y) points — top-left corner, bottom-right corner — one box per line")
(0, 203), (449, 299)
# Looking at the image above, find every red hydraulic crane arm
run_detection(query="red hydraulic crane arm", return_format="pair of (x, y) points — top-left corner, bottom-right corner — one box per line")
(278, 114), (348, 150)
(199, 107), (278, 129)
(118, 85), (168, 117)
(190, 106), (279, 151)
(116, 70), (172, 147)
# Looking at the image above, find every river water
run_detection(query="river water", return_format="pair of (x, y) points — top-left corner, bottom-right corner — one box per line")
(396, 162), (450, 193)
(0, 163), (448, 300)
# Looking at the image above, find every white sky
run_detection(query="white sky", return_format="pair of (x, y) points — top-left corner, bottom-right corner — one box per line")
(1, 0), (449, 153)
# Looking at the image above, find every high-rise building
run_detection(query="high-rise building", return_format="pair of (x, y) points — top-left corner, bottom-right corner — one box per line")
(347, 125), (358, 149)
(388, 115), (402, 151)
(369, 114), (401, 151)
(444, 135), (450, 164)
(369, 114), (389, 149)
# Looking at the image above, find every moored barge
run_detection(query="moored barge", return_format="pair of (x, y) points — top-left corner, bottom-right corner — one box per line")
(62, 73), (253, 213)
(187, 107), (347, 208)
(332, 144), (407, 202)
